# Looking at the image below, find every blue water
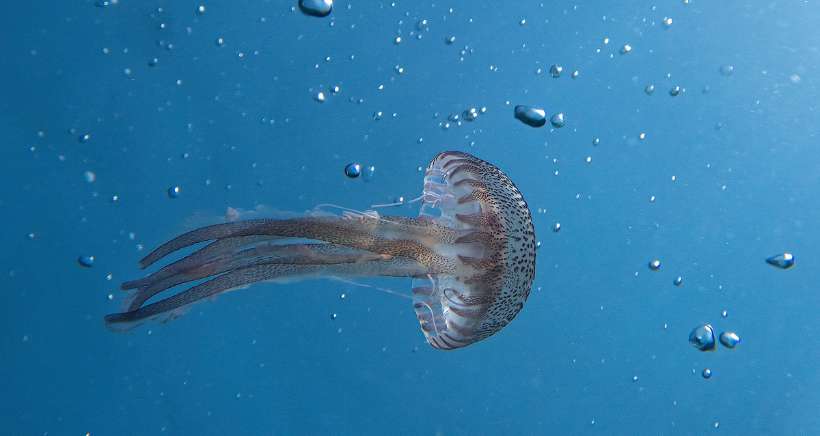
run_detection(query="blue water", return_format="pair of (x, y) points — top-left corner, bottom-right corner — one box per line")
(2, 1), (819, 435)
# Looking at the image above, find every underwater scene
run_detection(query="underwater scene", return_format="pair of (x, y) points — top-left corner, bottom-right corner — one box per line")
(2, 1), (819, 435)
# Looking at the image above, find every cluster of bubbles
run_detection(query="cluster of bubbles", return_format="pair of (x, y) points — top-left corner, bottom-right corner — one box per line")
(438, 106), (487, 130)
(689, 324), (741, 351)
(313, 84), (342, 104)
(688, 324), (742, 380)
(513, 106), (565, 129)
(538, 64), (580, 80)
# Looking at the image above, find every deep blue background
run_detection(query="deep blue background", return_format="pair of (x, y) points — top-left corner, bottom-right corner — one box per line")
(2, 1), (819, 435)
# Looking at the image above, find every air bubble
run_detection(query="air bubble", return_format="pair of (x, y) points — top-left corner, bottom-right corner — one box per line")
(298, 0), (333, 17)
(766, 252), (794, 269)
(689, 324), (717, 351)
(549, 112), (566, 128)
(78, 255), (95, 268)
(344, 163), (361, 178)
(514, 105), (546, 127)
(719, 331), (740, 348)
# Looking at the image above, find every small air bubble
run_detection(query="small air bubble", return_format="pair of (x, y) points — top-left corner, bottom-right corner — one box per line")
(78, 255), (95, 268)
(167, 186), (181, 198)
(344, 163), (361, 178)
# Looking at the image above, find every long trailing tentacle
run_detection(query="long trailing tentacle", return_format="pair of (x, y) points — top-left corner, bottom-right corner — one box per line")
(137, 216), (459, 271)
(123, 243), (388, 312)
(105, 255), (428, 331)
(138, 219), (273, 269)
(123, 235), (273, 290)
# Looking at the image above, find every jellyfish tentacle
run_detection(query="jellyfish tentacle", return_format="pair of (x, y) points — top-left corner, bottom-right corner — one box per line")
(106, 255), (429, 331)
(124, 243), (390, 312)
(139, 219), (273, 268)
(123, 235), (273, 290)
(138, 216), (456, 272)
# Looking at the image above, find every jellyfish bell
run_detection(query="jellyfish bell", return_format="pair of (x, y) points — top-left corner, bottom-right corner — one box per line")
(106, 151), (536, 350)
(411, 151), (536, 349)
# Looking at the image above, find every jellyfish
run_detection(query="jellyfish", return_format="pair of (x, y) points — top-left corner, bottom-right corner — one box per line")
(106, 151), (536, 349)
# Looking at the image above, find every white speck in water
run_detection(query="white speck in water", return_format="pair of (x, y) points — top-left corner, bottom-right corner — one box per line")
(719, 64), (734, 76)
